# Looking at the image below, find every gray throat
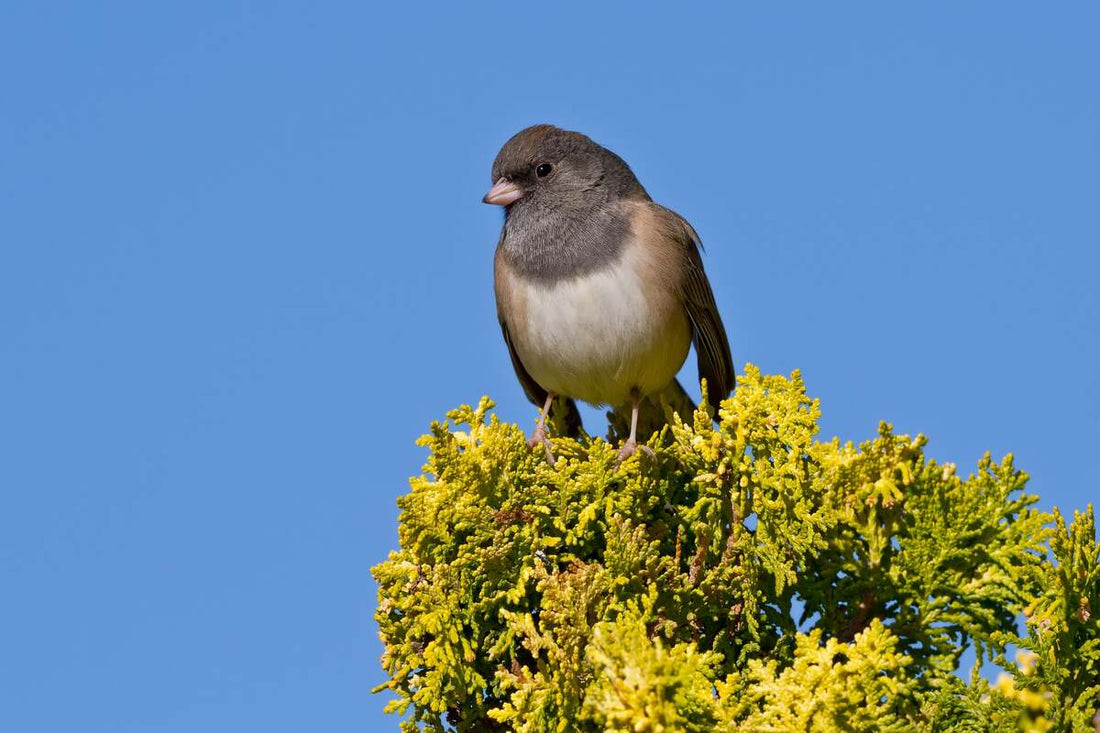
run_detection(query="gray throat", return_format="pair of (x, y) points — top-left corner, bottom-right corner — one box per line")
(499, 204), (629, 283)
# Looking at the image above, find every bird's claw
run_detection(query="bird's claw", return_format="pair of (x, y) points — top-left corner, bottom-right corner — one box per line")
(528, 424), (555, 463)
(616, 439), (654, 467)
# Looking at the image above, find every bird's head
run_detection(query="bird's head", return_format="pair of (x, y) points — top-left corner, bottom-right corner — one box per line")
(483, 124), (646, 212)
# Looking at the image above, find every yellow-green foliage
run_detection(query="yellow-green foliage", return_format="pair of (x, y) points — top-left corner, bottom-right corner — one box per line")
(718, 620), (915, 731)
(373, 367), (1099, 731)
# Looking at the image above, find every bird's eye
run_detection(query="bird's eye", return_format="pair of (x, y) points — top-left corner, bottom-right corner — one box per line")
(535, 163), (552, 178)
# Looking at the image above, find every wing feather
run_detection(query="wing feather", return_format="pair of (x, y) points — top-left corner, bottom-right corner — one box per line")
(653, 206), (735, 413)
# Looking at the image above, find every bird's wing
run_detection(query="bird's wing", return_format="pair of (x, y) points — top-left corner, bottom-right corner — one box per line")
(500, 319), (547, 408)
(652, 204), (735, 413)
(500, 319), (584, 437)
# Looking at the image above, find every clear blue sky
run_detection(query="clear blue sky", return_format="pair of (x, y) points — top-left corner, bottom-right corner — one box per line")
(2, 3), (1097, 730)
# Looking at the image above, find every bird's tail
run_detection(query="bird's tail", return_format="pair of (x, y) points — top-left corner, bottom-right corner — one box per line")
(605, 378), (697, 444)
(549, 396), (585, 439)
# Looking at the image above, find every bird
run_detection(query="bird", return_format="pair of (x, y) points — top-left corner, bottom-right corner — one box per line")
(484, 124), (734, 464)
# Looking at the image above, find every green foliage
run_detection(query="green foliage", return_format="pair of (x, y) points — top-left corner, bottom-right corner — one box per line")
(1010, 508), (1100, 730)
(373, 367), (1100, 731)
(718, 620), (916, 731)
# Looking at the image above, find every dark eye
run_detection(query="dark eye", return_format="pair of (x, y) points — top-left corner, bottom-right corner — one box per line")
(535, 163), (552, 178)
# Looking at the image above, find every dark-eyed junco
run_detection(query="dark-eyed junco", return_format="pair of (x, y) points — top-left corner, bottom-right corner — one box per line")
(484, 124), (734, 463)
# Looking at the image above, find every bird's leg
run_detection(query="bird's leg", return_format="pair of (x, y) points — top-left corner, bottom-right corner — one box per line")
(528, 393), (556, 463)
(617, 390), (654, 465)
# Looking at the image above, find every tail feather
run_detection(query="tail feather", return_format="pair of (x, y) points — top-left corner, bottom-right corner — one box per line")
(606, 378), (697, 444)
(550, 396), (584, 439)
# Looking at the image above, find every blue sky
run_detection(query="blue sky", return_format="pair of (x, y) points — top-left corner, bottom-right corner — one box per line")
(1, 3), (1097, 730)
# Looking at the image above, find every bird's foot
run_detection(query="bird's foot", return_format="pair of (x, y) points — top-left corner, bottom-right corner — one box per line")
(528, 424), (555, 463)
(615, 438), (654, 467)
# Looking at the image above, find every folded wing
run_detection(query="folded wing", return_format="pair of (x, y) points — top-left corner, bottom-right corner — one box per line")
(652, 205), (735, 414)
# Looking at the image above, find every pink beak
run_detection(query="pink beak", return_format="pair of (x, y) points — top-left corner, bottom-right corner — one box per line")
(482, 178), (524, 206)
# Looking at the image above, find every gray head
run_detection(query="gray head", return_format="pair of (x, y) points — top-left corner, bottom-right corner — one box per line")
(484, 126), (650, 281)
(482, 125), (647, 212)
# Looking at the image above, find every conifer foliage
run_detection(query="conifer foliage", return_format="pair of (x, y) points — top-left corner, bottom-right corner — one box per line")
(373, 367), (1099, 731)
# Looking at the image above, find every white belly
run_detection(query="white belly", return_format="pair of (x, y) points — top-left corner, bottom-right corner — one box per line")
(506, 249), (691, 407)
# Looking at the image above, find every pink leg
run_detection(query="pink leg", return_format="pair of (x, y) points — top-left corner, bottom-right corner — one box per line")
(616, 395), (653, 466)
(528, 393), (556, 463)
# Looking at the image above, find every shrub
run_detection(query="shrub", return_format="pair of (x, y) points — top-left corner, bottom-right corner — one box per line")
(373, 367), (1099, 731)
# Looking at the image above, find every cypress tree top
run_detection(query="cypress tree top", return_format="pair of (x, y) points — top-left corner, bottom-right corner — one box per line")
(373, 367), (1100, 731)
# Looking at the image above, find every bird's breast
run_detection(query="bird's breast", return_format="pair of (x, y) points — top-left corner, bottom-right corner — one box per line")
(497, 241), (691, 407)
